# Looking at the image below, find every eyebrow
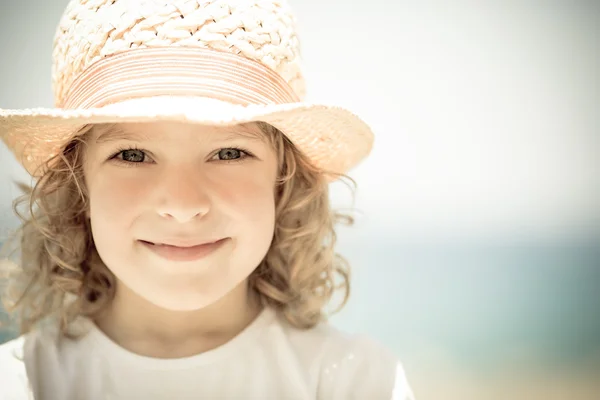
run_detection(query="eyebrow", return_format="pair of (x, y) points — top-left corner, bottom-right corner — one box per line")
(95, 124), (265, 144)
(95, 125), (151, 144)
(218, 130), (265, 142)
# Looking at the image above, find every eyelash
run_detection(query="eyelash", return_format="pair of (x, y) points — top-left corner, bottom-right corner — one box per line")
(108, 145), (254, 167)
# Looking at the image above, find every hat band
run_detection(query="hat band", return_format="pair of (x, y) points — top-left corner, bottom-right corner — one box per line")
(61, 47), (300, 109)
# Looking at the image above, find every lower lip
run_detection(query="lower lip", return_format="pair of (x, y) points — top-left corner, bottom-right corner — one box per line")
(139, 238), (228, 262)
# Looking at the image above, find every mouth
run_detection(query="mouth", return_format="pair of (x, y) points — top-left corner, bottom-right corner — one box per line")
(140, 240), (221, 248)
(138, 238), (229, 262)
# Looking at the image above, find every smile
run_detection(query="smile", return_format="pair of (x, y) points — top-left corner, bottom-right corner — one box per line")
(139, 238), (228, 262)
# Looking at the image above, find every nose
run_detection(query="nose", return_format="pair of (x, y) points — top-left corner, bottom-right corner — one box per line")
(155, 166), (211, 223)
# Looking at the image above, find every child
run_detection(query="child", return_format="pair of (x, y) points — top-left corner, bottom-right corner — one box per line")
(0, 0), (415, 398)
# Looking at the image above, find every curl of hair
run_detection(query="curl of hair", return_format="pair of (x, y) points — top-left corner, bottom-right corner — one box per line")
(0, 122), (356, 336)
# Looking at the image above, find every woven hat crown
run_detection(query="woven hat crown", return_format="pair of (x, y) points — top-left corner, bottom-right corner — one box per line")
(52, 0), (305, 108)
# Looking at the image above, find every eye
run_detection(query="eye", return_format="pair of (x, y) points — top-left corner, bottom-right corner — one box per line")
(213, 148), (251, 161)
(109, 147), (151, 165)
(120, 149), (146, 163)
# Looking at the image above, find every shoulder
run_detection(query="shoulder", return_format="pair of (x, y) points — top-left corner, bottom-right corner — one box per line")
(0, 334), (26, 365)
(277, 318), (415, 399)
(318, 330), (415, 399)
(0, 335), (35, 399)
(0, 319), (93, 399)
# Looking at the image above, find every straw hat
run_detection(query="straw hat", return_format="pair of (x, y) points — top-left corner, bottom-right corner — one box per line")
(0, 0), (373, 178)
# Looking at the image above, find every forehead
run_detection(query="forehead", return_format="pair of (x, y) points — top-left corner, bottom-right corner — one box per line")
(91, 121), (266, 144)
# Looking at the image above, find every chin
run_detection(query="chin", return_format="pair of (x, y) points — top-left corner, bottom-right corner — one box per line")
(143, 286), (226, 312)
(149, 298), (213, 312)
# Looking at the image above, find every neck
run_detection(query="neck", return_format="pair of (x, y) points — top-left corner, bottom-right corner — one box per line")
(94, 279), (262, 358)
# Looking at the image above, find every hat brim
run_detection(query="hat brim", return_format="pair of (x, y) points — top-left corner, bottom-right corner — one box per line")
(0, 96), (373, 179)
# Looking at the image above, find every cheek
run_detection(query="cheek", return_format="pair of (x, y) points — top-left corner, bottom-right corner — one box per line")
(212, 171), (276, 226)
(88, 172), (151, 228)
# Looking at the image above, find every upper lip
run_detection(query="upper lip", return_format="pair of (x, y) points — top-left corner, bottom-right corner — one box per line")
(141, 238), (224, 248)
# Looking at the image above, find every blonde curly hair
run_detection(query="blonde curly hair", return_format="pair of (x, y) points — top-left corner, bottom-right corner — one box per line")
(0, 121), (355, 336)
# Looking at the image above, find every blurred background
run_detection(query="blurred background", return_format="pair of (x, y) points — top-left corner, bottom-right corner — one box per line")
(1, 0), (599, 399)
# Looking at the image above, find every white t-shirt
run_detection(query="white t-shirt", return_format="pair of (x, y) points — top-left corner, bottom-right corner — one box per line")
(0, 307), (415, 400)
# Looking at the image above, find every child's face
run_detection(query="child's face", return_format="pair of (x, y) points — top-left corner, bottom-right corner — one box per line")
(83, 121), (278, 311)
